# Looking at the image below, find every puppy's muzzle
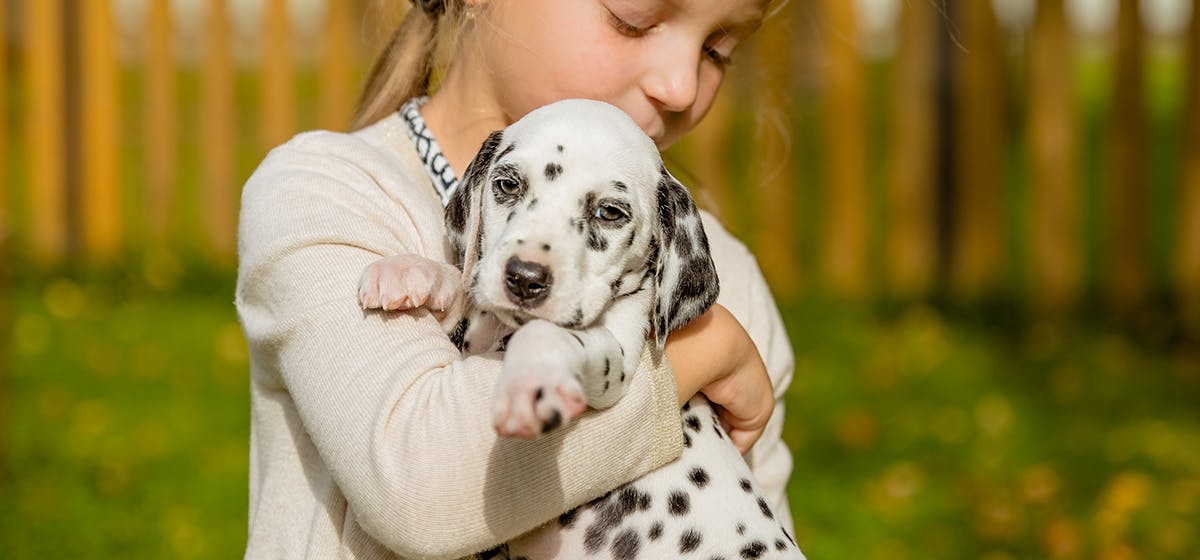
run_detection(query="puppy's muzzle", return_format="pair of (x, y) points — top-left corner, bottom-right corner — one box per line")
(504, 256), (552, 308)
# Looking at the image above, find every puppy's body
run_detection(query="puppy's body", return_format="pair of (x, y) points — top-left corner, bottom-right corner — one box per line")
(359, 100), (804, 559)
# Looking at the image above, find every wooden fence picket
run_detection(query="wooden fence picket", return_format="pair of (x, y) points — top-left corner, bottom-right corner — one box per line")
(885, 0), (937, 298)
(0, 0), (7, 240)
(26, 0), (68, 265)
(260, 0), (297, 152)
(202, 0), (237, 263)
(819, 0), (868, 297)
(1178, 4), (1200, 327)
(145, 0), (178, 243)
(1107, 0), (1148, 311)
(319, 0), (358, 132)
(81, 0), (122, 261)
(1028, 0), (1081, 311)
(951, 0), (1006, 299)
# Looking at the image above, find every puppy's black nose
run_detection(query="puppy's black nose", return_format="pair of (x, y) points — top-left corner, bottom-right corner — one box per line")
(504, 257), (552, 307)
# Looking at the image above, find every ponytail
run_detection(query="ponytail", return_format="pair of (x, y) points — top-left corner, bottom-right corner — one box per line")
(352, 1), (466, 130)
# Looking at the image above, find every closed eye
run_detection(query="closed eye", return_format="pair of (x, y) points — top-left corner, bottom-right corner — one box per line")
(606, 7), (652, 37)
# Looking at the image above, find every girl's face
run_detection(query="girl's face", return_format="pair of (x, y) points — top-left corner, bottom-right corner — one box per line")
(468, 0), (766, 149)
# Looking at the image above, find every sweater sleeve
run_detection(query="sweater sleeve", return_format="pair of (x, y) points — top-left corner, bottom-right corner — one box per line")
(235, 139), (685, 559)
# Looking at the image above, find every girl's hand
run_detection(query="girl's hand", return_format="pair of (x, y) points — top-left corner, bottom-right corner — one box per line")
(664, 304), (775, 453)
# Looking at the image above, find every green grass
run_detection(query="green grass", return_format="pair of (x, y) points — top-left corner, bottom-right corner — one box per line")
(2, 277), (1197, 558)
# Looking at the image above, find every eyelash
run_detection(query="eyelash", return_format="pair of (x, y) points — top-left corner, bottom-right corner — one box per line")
(605, 9), (734, 67)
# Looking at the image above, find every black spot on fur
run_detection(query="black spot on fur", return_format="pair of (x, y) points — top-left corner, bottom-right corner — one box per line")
(584, 484), (642, 554)
(679, 529), (703, 553)
(449, 318), (469, 351)
(611, 529), (640, 560)
(688, 467), (710, 489)
(541, 243), (550, 251)
(446, 132), (502, 239)
(496, 141), (517, 161)
(527, 197), (538, 209)
(507, 211), (515, 223)
(780, 526), (797, 547)
(558, 507), (579, 529)
(648, 522), (663, 541)
(757, 497), (774, 520)
(682, 401), (691, 411)
(667, 491), (690, 515)
(604, 357), (610, 378)
(740, 541), (768, 559)
(557, 144), (563, 153)
(740, 478), (753, 493)
(612, 180), (628, 192)
(534, 388), (543, 403)
(684, 415), (701, 432)
(587, 228), (609, 251)
(620, 372), (625, 382)
(775, 539), (788, 551)
(477, 544), (508, 559)
(683, 433), (692, 447)
(604, 380), (609, 392)
(638, 492), (651, 511)
(737, 523), (746, 535)
(544, 162), (563, 181)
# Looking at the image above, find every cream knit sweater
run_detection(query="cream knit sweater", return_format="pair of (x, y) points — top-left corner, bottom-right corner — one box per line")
(236, 112), (795, 559)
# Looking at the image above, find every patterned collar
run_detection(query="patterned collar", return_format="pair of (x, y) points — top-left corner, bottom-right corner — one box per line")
(398, 97), (459, 207)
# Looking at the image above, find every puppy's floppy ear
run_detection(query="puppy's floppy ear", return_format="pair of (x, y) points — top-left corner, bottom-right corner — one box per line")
(445, 130), (504, 277)
(650, 168), (719, 352)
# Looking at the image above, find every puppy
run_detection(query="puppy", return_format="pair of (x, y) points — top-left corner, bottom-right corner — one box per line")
(358, 99), (719, 438)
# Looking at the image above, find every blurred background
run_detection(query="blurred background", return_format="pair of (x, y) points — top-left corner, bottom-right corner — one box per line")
(1, 0), (1198, 557)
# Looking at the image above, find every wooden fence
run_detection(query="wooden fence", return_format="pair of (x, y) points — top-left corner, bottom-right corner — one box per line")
(1, 0), (1198, 320)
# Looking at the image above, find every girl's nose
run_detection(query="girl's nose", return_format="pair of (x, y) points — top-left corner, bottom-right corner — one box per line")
(641, 38), (701, 113)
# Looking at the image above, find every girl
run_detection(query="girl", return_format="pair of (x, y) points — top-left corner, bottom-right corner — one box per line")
(236, 0), (796, 557)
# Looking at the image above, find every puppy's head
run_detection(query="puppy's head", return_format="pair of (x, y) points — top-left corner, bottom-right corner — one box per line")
(446, 99), (717, 347)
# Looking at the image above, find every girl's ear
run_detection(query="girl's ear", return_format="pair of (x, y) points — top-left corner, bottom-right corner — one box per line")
(650, 168), (720, 352)
(445, 130), (504, 277)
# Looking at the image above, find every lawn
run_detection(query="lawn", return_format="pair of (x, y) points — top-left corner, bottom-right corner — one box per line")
(1, 274), (1196, 558)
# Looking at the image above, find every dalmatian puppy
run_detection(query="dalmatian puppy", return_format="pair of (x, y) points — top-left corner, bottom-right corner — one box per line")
(359, 99), (720, 437)
(359, 100), (805, 559)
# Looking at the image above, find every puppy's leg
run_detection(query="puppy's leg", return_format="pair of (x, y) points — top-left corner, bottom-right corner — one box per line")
(570, 286), (654, 409)
(492, 319), (589, 438)
(358, 254), (465, 329)
(491, 288), (653, 438)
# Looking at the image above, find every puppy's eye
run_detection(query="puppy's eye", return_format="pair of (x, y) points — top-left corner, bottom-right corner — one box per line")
(595, 204), (628, 222)
(494, 177), (521, 196)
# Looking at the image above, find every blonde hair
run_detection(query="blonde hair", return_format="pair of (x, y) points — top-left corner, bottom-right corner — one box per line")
(352, 1), (470, 130)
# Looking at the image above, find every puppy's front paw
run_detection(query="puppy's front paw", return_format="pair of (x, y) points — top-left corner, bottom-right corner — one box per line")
(492, 322), (588, 438)
(358, 254), (462, 311)
(492, 373), (587, 439)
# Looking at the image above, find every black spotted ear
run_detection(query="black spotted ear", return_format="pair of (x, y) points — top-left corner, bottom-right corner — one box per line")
(445, 130), (504, 271)
(651, 168), (720, 352)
